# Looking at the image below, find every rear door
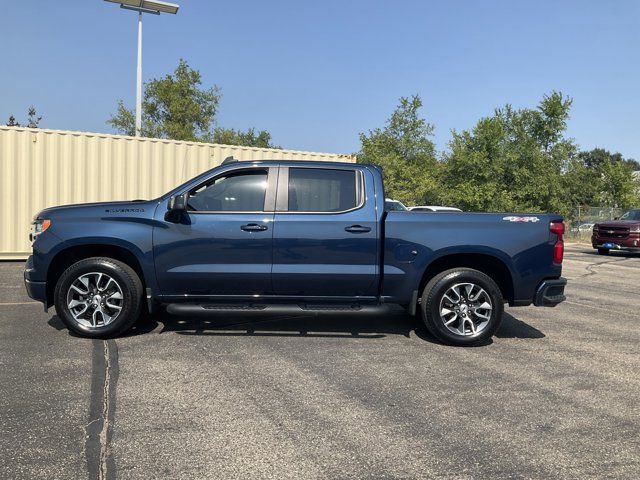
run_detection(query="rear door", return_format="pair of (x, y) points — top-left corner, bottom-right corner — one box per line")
(271, 165), (379, 298)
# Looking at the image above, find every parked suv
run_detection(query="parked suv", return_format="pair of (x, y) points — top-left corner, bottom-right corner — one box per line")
(591, 209), (640, 254)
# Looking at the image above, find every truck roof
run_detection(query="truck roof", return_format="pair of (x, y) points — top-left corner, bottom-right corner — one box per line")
(220, 159), (367, 168)
(164, 159), (375, 200)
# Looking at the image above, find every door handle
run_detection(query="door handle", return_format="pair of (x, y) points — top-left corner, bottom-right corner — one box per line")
(345, 225), (371, 233)
(241, 223), (268, 232)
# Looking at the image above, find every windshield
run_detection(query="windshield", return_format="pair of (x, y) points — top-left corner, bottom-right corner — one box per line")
(619, 210), (640, 221)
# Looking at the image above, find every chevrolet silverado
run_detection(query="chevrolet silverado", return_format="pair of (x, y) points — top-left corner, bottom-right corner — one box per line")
(24, 159), (566, 346)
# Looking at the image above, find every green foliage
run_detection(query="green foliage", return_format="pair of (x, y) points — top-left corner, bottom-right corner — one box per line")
(441, 92), (578, 215)
(6, 106), (42, 128)
(107, 101), (136, 135)
(210, 127), (280, 149)
(561, 157), (601, 208)
(597, 155), (639, 209)
(565, 148), (639, 209)
(108, 59), (220, 141)
(107, 59), (278, 148)
(357, 95), (441, 205)
(358, 93), (639, 215)
(579, 148), (640, 171)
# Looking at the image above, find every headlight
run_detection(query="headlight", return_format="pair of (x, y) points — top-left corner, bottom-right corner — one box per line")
(30, 218), (51, 241)
(630, 225), (640, 233)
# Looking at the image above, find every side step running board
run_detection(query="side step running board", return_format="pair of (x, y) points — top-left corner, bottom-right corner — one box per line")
(165, 303), (389, 316)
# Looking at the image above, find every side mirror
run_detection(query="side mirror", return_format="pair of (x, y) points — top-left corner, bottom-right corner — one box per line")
(168, 193), (189, 212)
(165, 193), (189, 222)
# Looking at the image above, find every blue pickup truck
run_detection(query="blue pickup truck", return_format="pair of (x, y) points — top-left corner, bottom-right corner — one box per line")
(24, 159), (566, 346)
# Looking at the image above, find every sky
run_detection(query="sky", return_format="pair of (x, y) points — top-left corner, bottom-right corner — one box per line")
(2, 0), (639, 158)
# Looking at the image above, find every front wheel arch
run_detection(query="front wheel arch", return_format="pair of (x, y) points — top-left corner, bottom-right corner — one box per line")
(54, 257), (143, 338)
(46, 244), (146, 307)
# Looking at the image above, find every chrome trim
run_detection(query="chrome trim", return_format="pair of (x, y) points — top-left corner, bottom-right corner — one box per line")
(158, 294), (379, 301)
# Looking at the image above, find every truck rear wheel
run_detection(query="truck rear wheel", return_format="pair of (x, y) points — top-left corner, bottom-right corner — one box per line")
(54, 257), (143, 338)
(420, 268), (504, 346)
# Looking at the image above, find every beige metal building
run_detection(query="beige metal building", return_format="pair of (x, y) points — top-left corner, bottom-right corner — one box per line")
(0, 126), (355, 260)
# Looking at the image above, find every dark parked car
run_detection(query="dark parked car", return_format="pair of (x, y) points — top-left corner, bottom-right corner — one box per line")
(25, 159), (566, 346)
(591, 209), (640, 255)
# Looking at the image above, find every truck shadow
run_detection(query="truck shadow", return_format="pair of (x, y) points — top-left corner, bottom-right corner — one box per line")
(129, 310), (544, 344)
(47, 311), (544, 344)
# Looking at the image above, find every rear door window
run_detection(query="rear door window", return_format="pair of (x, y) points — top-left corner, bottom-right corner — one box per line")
(288, 168), (357, 212)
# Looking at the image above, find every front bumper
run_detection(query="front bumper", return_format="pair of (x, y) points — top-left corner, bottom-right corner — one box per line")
(24, 255), (48, 307)
(533, 277), (566, 307)
(592, 241), (640, 252)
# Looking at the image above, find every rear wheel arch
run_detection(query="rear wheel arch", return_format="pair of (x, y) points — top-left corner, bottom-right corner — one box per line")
(46, 244), (146, 306)
(418, 253), (514, 305)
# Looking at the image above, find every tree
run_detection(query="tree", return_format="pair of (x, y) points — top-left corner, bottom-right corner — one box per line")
(107, 59), (278, 148)
(578, 148), (640, 171)
(564, 148), (640, 209)
(108, 59), (220, 141)
(561, 157), (601, 209)
(441, 92), (577, 215)
(357, 95), (441, 205)
(212, 127), (280, 149)
(6, 106), (42, 128)
(597, 158), (639, 209)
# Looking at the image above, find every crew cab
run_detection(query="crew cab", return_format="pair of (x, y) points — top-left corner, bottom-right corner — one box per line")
(24, 160), (566, 346)
(591, 209), (640, 254)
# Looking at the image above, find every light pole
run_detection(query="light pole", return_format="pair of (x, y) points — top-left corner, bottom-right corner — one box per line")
(104, 1), (179, 137)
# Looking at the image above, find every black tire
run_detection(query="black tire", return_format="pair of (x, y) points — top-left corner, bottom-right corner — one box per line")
(597, 248), (610, 255)
(54, 257), (143, 338)
(420, 268), (504, 347)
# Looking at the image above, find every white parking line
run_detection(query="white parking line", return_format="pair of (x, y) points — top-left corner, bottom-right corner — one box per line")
(0, 301), (40, 306)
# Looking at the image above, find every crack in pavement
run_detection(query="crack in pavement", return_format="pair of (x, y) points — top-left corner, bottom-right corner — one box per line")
(85, 339), (119, 480)
(574, 256), (631, 279)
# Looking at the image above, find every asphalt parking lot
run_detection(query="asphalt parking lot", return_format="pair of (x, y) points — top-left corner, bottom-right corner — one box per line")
(1, 244), (639, 479)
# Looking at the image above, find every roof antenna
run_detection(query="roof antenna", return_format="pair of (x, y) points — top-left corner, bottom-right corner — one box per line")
(222, 156), (238, 165)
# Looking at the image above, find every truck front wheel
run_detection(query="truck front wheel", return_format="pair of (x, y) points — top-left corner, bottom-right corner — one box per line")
(420, 268), (504, 346)
(54, 257), (143, 338)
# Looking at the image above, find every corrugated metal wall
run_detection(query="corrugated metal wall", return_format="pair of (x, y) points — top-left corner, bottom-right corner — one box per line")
(0, 126), (355, 259)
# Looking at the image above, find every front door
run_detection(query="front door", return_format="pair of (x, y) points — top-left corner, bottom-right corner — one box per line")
(154, 166), (276, 297)
(271, 166), (379, 298)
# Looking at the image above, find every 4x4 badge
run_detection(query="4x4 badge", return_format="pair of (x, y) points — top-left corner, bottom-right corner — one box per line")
(502, 216), (540, 223)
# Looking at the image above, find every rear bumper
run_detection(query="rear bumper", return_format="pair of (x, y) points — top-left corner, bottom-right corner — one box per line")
(533, 277), (566, 307)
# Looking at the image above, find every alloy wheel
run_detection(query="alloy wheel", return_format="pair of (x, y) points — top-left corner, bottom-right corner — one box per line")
(438, 282), (493, 336)
(66, 272), (124, 329)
